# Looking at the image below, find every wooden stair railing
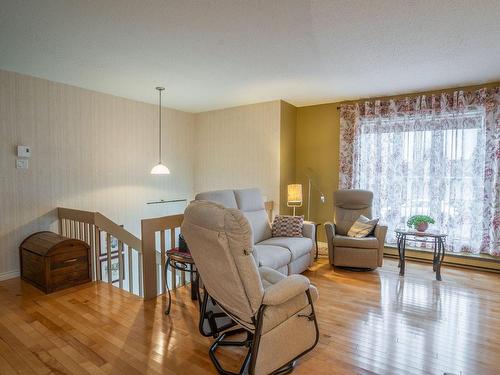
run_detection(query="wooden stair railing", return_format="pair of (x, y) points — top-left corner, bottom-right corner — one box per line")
(58, 201), (274, 300)
(58, 208), (143, 296)
(141, 214), (184, 300)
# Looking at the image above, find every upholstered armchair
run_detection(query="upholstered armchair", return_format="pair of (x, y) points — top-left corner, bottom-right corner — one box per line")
(182, 200), (319, 375)
(324, 189), (387, 269)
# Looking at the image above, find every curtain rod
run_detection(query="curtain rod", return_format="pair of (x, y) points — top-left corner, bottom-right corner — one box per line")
(335, 85), (498, 110)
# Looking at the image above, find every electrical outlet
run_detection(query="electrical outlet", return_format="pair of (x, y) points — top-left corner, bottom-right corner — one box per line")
(16, 159), (28, 169)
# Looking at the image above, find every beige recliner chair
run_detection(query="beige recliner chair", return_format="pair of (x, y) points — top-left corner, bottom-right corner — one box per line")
(182, 200), (319, 375)
(325, 189), (387, 269)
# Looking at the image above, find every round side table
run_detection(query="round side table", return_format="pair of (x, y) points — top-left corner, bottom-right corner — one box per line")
(395, 229), (447, 281)
(164, 249), (199, 315)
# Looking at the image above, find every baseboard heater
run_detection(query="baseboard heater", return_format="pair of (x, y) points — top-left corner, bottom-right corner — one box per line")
(384, 249), (500, 273)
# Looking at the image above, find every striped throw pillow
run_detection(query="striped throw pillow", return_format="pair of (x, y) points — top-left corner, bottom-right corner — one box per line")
(272, 215), (304, 237)
(347, 215), (379, 238)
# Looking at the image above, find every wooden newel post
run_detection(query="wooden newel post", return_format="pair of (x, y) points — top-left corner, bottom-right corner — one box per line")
(141, 220), (158, 300)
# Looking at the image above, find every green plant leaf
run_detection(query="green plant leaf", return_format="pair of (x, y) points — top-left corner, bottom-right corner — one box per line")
(407, 215), (435, 228)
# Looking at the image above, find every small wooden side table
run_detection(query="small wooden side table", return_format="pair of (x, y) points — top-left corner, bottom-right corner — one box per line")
(164, 248), (199, 315)
(395, 229), (447, 281)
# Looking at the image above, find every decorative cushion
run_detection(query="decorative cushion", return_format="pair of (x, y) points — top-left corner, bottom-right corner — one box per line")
(347, 215), (379, 238)
(271, 215), (303, 238)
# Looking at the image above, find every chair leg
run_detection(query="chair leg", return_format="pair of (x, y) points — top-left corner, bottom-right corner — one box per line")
(207, 290), (319, 375)
(209, 328), (253, 375)
(272, 362), (295, 375)
(164, 256), (172, 315)
(247, 289), (320, 375)
(336, 266), (374, 272)
(199, 289), (236, 338)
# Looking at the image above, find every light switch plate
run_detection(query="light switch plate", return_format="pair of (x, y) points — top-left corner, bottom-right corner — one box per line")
(17, 145), (31, 157)
(16, 159), (28, 169)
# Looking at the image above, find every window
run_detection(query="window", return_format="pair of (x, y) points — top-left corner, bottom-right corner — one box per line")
(354, 109), (486, 252)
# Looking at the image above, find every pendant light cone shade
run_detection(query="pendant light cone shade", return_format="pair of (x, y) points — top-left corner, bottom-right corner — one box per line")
(151, 87), (170, 175)
(151, 163), (170, 174)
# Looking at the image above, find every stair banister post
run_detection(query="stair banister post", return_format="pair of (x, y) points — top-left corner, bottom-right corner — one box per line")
(141, 219), (158, 300)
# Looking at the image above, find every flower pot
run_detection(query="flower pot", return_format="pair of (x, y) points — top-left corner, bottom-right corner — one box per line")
(416, 222), (428, 232)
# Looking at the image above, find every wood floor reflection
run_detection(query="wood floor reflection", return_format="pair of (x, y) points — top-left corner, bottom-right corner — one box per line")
(0, 258), (499, 374)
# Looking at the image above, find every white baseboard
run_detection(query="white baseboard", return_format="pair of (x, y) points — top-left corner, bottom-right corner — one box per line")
(0, 269), (20, 281)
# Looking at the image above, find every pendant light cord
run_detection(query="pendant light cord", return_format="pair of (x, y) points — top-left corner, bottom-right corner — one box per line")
(156, 87), (164, 164)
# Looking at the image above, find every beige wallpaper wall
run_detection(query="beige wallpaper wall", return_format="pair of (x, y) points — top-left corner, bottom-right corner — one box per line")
(0, 69), (195, 279)
(1, 71), (292, 279)
(194, 101), (281, 211)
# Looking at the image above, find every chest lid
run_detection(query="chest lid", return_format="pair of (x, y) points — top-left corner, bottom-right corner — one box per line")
(20, 231), (89, 256)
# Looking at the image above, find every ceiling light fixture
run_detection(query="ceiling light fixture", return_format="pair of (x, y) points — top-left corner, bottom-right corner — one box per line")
(150, 87), (170, 175)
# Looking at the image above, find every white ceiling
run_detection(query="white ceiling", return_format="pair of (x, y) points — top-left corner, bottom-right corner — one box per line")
(1, 0), (499, 113)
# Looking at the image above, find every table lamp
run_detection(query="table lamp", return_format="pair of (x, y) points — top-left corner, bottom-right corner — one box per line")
(287, 184), (303, 216)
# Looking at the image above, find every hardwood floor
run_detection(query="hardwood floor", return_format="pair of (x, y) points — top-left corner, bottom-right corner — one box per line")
(1, 258), (499, 375)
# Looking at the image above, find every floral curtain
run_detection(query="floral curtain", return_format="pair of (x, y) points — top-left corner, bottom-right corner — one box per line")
(339, 88), (500, 255)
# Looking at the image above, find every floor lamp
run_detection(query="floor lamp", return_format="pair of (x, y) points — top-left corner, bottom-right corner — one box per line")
(306, 177), (326, 221)
(287, 184), (303, 216)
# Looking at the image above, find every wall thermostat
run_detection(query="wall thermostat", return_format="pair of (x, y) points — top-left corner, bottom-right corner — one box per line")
(17, 145), (31, 157)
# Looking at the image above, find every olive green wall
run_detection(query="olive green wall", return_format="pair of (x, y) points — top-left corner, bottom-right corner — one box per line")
(279, 101), (297, 215)
(295, 103), (339, 241)
(294, 81), (500, 242)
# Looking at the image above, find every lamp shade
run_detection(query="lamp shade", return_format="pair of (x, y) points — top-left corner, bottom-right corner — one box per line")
(150, 163), (170, 175)
(287, 184), (303, 207)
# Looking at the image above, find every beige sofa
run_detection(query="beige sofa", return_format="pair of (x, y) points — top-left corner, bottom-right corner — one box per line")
(195, 188), (316, 275)
(325, 189), (387, 269)
(182, 200), (319, 375)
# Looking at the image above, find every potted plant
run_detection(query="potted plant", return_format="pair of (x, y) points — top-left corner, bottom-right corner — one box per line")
(407, 215), (435, 232)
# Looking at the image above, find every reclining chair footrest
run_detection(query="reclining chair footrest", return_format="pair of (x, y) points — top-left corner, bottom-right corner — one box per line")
(209, 328), (254, 375)
(199, 290), (237, 338)
(209, 327), (296, 375)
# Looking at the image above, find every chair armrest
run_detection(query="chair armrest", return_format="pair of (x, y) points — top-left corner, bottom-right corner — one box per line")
(302, 221), (315, 241)
(259, 266), (286, 285)
(324, 222), (336, 265)
(303, 221), (316, 266)
(262, 274), (310, 306)
(374, 224), (388, 267)
(251, 246), (260, 266)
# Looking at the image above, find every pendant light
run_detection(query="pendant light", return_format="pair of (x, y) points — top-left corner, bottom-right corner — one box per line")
(150, 87), (170, 175)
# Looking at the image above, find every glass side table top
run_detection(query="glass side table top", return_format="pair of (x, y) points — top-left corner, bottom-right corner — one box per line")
(395, 228), (447, 238)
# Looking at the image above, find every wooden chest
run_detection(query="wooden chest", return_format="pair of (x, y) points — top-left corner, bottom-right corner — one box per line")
(19, 231), (91, 293)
